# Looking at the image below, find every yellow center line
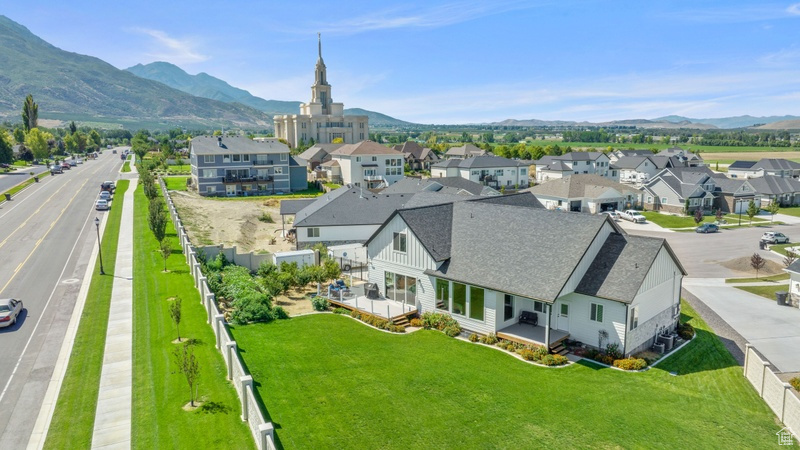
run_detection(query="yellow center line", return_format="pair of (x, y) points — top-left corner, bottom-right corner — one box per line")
(0, 178), (89, 294)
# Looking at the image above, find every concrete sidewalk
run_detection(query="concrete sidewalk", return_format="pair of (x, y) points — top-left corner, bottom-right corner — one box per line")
(91, 178), (137, 449)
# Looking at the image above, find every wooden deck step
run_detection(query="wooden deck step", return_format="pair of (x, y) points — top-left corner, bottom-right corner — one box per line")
(549, 343), (568, 356)
(392, 317), (410, 326)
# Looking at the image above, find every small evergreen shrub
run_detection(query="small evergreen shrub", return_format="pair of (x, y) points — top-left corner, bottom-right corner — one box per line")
(333, 307), (349, 315)
(613, 358), (648, 371)
(468, 333), (479, 342)
(273, 306), (289, 319)
(479, 333), (499, 345)
(677, 322), (695, 340)
(791, 377), (800, 391)
(311, 296), (329, 311)
(409, 318), (423, 328)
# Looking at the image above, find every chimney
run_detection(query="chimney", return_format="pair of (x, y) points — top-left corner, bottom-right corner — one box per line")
(217, 136), (222, 147)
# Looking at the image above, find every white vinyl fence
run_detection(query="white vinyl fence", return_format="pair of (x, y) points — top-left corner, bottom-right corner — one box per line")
(161, 179), (277, 450)
(743, 344), (800, 442)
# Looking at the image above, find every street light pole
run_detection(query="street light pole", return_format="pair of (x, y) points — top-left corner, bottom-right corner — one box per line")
(95, 217), (105, 275)
(738, 199), (742, 226)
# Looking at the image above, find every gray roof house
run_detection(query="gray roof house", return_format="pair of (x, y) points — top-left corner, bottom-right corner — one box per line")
(431, 156), (529, 189)
(393, 141), (440, 170)
(379, 176), (500, 196)
(533, 152), (613, 184)
(297, 143), (342, 170)
(656, 147), (704, 167)
(642, 166), (717, 214)
(524, 174), (641, 213)
(443, 143), (487, 159)
(727, 158), (800, 179)
(365, 200), (686, 356)
(189, 136), (297, 196)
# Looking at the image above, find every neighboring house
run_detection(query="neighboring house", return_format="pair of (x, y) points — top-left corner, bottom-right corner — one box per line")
(393, 141), (440, 171)
(444, 143), (487, 159)
(711, 176), (758, 214)
(297, 143), (342, 170)
(379, 176), (500, 196)
(273, 36), (368, 148)
(532, 152), (613, 184)
(608, 149), (655, 163)
(642, 166), (717, 214)
(727, 158), (800, 179)
(431, 156), (529, 188)
(783, 259), (800, 308)
(279, 198), (316, 236)
(293, 185), (538, 248)
(656, 147), (704, 167)
(189, 136), (293, 196)
(328, 141), (405, 188)
(611, 156), (661, 185)
(524, 174), (641, 213)
(365, 201), (686, 355)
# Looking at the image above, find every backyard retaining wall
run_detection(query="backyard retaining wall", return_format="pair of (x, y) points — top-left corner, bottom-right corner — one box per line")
(160, 178), (277, 450)
(743, 344), (799, 442)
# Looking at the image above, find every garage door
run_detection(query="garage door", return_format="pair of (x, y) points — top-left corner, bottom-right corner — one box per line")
(734, 198), (760, 213)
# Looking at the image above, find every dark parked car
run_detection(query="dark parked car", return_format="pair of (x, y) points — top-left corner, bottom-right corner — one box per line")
(61, 162), (71, 170)
(50, 165), (63, 174)
(695, 223), (719, 233)
(0, 163), (9, 169)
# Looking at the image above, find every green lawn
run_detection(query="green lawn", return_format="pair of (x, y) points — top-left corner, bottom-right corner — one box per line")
(164, 176), (189, 191)
(122, 161), (131, 172)
(768, 242), (798, 256)
(229, 301), (782, 449)
(726, 273), (790, 283)
(131, 185), (253, 448)
(167, 164), (191, 174)
(735, 284), (788, 300)
(642, 211), (770, 229)
(44, 180), (130, 449)
(776, 207), (800, 218)
(12, 160), (29, 166)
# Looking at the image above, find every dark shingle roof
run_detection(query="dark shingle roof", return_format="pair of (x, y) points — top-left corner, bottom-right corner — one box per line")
(297, 143), (342, 161)
(280, 199), (317, 215)
(610, 156), (651, 169)
(190, 136), (289, 155)
(445, 144), (486, 157)
(524, 174), (639, 199)
(330, 140), (402, 156)
(618, 149), (655, 157)
(747, 176), (800, 196)
(398, 203), (454, 261)
(752, 159), (800, 171)
(575, 233), (666, 303)
(432, 159), (462, 168)
(729, 160), (757, 170)
(294, 187), (412, 227)
(380, 176), (499, 196)
(457, 155), (525, 169)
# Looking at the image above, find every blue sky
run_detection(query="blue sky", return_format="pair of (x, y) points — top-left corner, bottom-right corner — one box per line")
(5, 1), (800, 123)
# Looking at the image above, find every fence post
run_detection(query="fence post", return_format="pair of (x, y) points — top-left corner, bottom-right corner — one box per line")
(207, 294), (215, 323)
(760, 361), (770, 397)
(193, 263), (201, 287)
(226, 341), (237, 380)
(259, 423), (275, 449)
(240, 376), (253, 421)
(744, 343), (752, 375)
(781, 383), (791, 422)
(215, 314), (225, 349)
(199, 276), (207, 298)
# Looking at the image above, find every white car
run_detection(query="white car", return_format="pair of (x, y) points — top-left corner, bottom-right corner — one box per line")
(95, 199), (109, 211)
(600, 210), (620, 221)
(0, 298), (23, 328)
(99, 191), (112, 201)
(620, 210), (647, 223)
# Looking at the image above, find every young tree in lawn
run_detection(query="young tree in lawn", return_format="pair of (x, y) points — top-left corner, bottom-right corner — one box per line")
(159, 239), (173, 272)
(148, 197), (167, 244)
(169, 297), (182, 342)
(693, 207), (703, 224)
(746, 200), (758, 225)
(715, 208), (723, 223)
(750, 253), (766, 279)
(323, 258), (341, 283)
(307, 264), (327, 295)
(172, 342), (199, 407)
(767, 201), (780, 223)
(784, 250), (797, 268)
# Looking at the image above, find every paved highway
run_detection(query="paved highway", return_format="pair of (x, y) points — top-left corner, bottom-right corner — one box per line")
(0, 165), (51, 195)
(0, 149), (125, 448)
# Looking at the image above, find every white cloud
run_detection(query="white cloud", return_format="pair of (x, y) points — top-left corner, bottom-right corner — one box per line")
(760, 46), (800, 66)
(664, 3), (800, 23)
(128, 28), (209, 64)
(788, 3), (800, 15)
(304, 1), (542, 35)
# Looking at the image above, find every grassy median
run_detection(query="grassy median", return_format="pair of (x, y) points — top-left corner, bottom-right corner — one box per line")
(131, 185), (253, 448)
(0, 171), (51, 204)
(44, 180), (130, 449)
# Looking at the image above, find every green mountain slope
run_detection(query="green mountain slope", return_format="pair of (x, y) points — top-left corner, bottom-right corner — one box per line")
(341, 107), (412, 126)
(126, 62), (302, 114)
(0, 15), (272, 129)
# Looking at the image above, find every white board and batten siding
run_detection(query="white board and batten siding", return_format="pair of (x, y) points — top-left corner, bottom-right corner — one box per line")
(556, 293), (627, 348)
(558, 221), (615, 296)
(297, 224), (379, 245)
(630, 246), (682, 318)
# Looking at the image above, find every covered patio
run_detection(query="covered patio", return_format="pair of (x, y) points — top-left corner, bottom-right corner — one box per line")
(497, 322), (569, 348)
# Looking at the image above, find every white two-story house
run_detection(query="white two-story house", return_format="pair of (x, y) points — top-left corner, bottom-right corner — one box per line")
(326, 141), (405, 188)
(533, 152), (613, 184)
(431, 156), (529, 189)
(365, 201), (686, 356)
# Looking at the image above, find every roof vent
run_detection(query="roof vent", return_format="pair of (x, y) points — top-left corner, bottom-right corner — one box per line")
(217, 136), (222, 147)
(635, 263), (639, 269)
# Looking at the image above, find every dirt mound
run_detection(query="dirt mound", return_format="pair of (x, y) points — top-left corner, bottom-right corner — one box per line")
(720, 256), (784, 276)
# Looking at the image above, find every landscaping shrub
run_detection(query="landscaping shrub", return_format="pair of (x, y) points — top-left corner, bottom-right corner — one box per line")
(388, 324), (406, 333)
(594, 354), (614, 365)
(479, 333), (498, 345)
(220, 265), (275, 324)
(333, 307), (350, 315)
(311, 296), (330, 311)
(540, 354), (569, 366)
(532, 346), (549, 361)
(468, 333), (479, 342)
(613, 358), (648, 371)
(519, 349), (536, 361)
(349, 309), (361, 320)
(409, 318), (423, 328)
(443, 325), (461, 337)
(420, 311), (461, 337)
(677, 322), (695, 340)
(605, 343), (622, 360)
(273, 306), (289, 319)
(791, 377), (800, 391)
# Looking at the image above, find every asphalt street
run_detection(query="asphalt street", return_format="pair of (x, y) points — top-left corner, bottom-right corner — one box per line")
(0, 149), (124, 449)
(0, 164), (51, 195)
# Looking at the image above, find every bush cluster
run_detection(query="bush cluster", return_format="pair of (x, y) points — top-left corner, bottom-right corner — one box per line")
(479, 332), (499, 345)
(468, 333), (479, 342)
(677, 322), (695, 340)
(613, 358), (648, 371)
(540, 354), (569, 366)
(311, 296), (330, 311)
(791, 377), (800, 391)
(518, 345), (561, 365)
(420, 312), (462, 337)
(349, 311), (405, 333)
(409, 318), (423, 328)
(332, 307), (350, 315)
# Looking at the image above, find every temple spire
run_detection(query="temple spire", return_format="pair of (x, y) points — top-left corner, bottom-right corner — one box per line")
(317, 32), (322, 60)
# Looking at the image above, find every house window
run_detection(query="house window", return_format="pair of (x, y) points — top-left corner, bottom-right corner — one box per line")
(223, 154), (231, 163)
(495, 169), (504, 176)
(356, 156), (361, 162)
(590, 303), (604, 323)
(281, 153), (288, 161)
(647, 196), (653, 203)
(472, 170), (479, 175)
(436, 278), (449, 311)
(372, 156), (377, 162)
(206, 186), (216, 194)
(202, 169), (215, 178)
(242, 154), (250, 162)
(275, 167), (284, 174)
(520, 169), (526, 175)
(630, 306), (639, 330)
(452, 282), (466, 316)
(232, 154), (241, 162)
(203, 155), (215, 164)
(469, 286), (484, 321)
(501, 295), (514, 322)
(307, 228), (320, 238)
(393, 232), (406, 252)
(661, 197), (667, 204)
(533, 301), (545, 313)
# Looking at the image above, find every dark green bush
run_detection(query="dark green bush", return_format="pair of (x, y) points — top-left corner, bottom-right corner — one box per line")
(605, 343), (622, 360)
(273, 306), (289, 320)
(677, 322), (695, 340)
(333, 307), (349, 315)
(311, 296), (329, 311)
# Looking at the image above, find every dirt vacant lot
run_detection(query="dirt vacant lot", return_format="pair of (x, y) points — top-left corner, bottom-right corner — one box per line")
(700, 151), (800, 162)
(170, 190), (296, 253)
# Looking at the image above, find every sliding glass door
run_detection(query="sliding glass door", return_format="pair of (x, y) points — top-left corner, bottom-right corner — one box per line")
(384, 271), (417, 307)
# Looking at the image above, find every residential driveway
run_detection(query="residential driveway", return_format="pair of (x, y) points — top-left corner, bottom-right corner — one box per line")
(615, 218), (672, 233)
(683, 282), (800, 372)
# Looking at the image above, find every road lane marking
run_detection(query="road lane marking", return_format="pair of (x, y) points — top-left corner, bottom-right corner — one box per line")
(0, 179), (97, 407)
(14, 263), (23, 273)
(0, 179), (88, 295)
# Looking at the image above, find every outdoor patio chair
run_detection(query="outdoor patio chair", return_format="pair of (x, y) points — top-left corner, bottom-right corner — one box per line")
(335, 279), (347, 289)
(519, 311), (538, 327)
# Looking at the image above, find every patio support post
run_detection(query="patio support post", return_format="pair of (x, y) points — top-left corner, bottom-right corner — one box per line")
(544, 304), (551, 352)
(387, 304), (390, 319)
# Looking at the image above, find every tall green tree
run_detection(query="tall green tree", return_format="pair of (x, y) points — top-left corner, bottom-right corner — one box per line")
(69, 121), (77, 134)
(63, 133), (78, 153)
(24, 128), (53, 160)
(148, 197), (167, 243)
(22, 94), (38, 132)
(0, 131), (14, 164)
(89, 129), (102, 149)
(767, 201), (780, 223)
(746, 200), (759, 224)
(13, 128), (25, 144)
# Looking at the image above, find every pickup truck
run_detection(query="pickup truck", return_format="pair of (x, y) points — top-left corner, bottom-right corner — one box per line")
(619, 210), (647, 223)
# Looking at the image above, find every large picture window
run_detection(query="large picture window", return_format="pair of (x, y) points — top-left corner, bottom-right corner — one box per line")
(452, 282), (466, 316)
(393, 232), (407, 252)
(469, 286), (484, 321)
(436, 279), (449, 311)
